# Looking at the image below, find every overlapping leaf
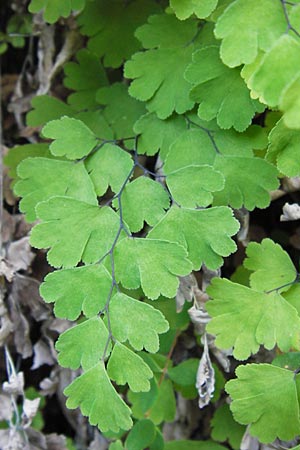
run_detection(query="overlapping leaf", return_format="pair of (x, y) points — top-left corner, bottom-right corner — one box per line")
(14, 158), (97, 221)
(125, 419), (156, 450)
(40, 264), (112, 320)
(30, 197), (120, 268)
(64, 49), (108, 109)
(96, 83), (146, 141)
(107, 342), (153, 392)
(214, 0), (286, 67)
(114, 237), (192, 299)
(28, 0), (85, 23)
(125, 14), (201, 119)
(211, 403), (245, 450)
(280, 75), (300, 129)
(42, 117), (98, 159)
(212, 154), (278, 210)
(148, 206), (239, 270)
(267, 118), (300, 176)
(64, 362), (132, 432)
(170, 0), (219, 20)
(56, 317), (110, 370)
(109, 292), (169, 353)
(134, 112), (186, 159)
(115, 176), (170, 232)
(244, 238), (297, 292)
(185, 46), (264, 131)
(77, 0), (160, 67)
(85, 143), (133, 196)
(247, 35), (300, 109)
(206, 278), (300, 360)
(226, 364), (300, 443)
(166, 165), (224, 208)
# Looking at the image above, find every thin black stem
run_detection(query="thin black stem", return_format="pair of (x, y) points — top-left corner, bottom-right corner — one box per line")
(280, 0), (300, 38)
(265, 273), (300, 294)
(185, 115), (221, 154)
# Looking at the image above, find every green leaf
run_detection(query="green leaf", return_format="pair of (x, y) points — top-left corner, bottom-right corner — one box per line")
(128, 378), (158, 419)
(212, 155), (278, 210)
(109, 441), (124, 450)
(125, 14), (201, 119)
(14, 158), (97, 221)
(134, 112), (187, 159)
(226, 364), (300, 443)
(125, 419), (156, 450)
(247, 35), (300, 107)
(107, 342), (153, 392)
(85, 143), (133, 196)
(42, 117), (98, 159)
(166, 165), (224, 208)
(211, 403), (245, 450)
(64, 49), (108, 110)
(283, 284), (300, 317)
(109, 292), (169, 353)
(30, 197), (120, 268)
(206, 278), (300, 360)
(164, 440), (227, 450)
(40, 264), (112, 320)
(28, 0), (85, 23)
(56, 317), (110, 370)
(96, 83), (146, 141)
(267, 118), (300, 177)
(280, 75), (300, 129)
(170, 0), (219, 20)
(114, 237), (192, 299)
(243, 238), (297, 292)
(4, 143), (51, 183)
(64, 362), (132, 433)
(148, 206), (239, 270)
(27, 95), (74, 127)
(116, 177), (170, 232)
(272, 352), (300, 371)
(214, 0), (286, 67)
(147, 379), (176, 425)
(185, 46), (263, 131)
(77, 0), (160, 68)
(168, 358), (199, 386)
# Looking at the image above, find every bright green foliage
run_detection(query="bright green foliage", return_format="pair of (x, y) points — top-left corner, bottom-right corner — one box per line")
(85, 143), (133, 196)
(166, 165), (224, 208)
(96, 83), (146, 141)
(27, 96), (74, 126)
(149, 206), (239, 270)
(211, 403), (245, 450)
(214, 0), (286, 67)
(226, 364), (300, 443)
(65, 362), (133, 432)
(144, 379), (176, 424)
(168, 359), (199, 386)
(107, 342), (153, 392)
(280, 75), (300, 129)
(56, 317), (110, 370)
(28, 0), (85, 23)
(272, 352), (300, 371)
(109, 442), (123, 450)
(77, 0), (160, 67)
(30, 198), (120, 268)
(40, 265), (112, 320)
(125, 14), (201, 119)
(247, 35), (300, 108)
(212, 155), (278, 210)
(114, 238), (193, 299)
(42, 117), (98, 159)
(64, 49), (108, 109)
(170, 0), (219, 19)
(125, 419), (156, 450)
(4, 143), (51, 184)
(185, 45), (264, 131)
(244, 238), (297, 291)
(267, 118), (300, 176)
(109, 293), (169, 353)
(206, 278), (300, 360)
(283, 284), (300, 316)
(116, 177), (170, 232)
(14, 158), (97, 221)
(134, 113), (187, 159)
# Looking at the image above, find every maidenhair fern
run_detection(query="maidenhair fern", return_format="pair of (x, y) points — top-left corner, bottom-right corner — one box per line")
(5, 0), (300, 448)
